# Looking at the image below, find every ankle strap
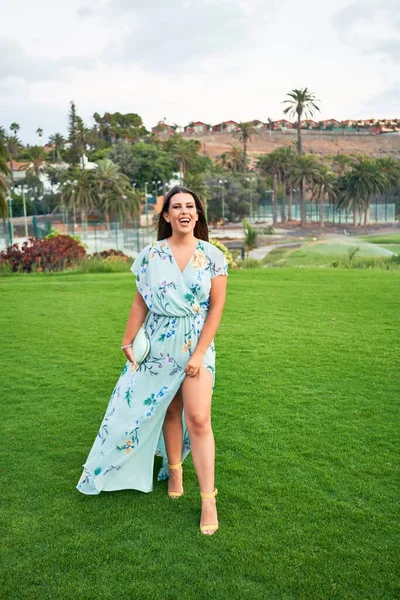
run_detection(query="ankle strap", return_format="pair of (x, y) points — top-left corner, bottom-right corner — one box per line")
(167, 462), (182, 470)
(200, 488), (218, 499)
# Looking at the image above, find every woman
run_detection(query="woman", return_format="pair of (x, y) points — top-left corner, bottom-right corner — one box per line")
(76, 186), (228, 535)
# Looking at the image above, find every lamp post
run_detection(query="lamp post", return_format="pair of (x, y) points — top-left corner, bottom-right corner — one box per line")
(7, 195), (14, 246)
(15, 184), (29, 238)
(144, 181), (149, 230)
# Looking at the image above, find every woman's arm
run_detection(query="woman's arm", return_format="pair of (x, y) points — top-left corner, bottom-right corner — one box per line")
(121, 291), (149, 362)
(185, 275), (228, 377)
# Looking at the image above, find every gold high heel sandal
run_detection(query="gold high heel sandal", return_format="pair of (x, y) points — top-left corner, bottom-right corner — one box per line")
(167, 462), (184, 499)
(200, 488), (219, 535)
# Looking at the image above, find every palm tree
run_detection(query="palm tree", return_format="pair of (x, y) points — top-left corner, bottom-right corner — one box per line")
(0, 136), (9, 218)
(94, 159), (140, 222)
(163, 134), (199, 183)
(233, 122), (258, 173)
(0, 127), (6, 144)
(216, 146), (245, 173)
(27, 145), (47, 178)
(288, 154), (323, 225)
(282, 88), (320, 155)
(60, 168), (98, 230)
(312, 166), (337, 227)
(48, 133), (66, 162)
(6, 135), (23, 185)
(337, 157), (387, 225)
(76, 117), (95, 169)
(330, 153), (354, 177)
(10, 123), (20, 136)
(257, 152), (280, 225)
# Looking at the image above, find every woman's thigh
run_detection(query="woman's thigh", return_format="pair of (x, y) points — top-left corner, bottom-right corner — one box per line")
(165, 386), (183, 417)
(181, 367), (213, 422)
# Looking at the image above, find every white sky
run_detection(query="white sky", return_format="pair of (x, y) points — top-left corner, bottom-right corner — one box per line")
(1, 0), (399, 144)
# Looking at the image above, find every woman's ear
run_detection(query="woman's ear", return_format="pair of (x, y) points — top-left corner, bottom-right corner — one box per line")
(163, 212), (170, 223)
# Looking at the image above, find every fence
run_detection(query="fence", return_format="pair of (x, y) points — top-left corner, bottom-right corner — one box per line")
(249, 202), (397, 224)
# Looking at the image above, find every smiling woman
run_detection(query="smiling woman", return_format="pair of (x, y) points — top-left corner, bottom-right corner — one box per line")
(76, 185), (229, 536)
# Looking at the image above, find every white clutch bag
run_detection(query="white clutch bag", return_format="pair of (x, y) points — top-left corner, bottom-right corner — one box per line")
(131, 325), (151, 365)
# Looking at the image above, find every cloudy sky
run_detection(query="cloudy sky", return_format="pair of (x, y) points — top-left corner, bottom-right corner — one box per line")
(1, 0), (399, 144)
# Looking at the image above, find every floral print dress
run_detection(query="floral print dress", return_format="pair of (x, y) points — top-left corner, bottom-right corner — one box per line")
(76, 238), (228, 495)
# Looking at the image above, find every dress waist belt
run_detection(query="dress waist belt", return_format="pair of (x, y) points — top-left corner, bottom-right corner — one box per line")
(149, 310), (208, 319)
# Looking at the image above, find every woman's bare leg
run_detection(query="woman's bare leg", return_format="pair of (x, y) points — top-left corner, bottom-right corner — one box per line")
(162, 389), (184, 494)
(181, 368), (217, 534)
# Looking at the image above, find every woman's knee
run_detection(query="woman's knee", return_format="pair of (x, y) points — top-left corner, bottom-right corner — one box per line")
(186, 413), (211, 436)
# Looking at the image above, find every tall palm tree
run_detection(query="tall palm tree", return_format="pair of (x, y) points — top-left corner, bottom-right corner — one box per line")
(282, 88), (320, 155)
(95, 159), (140, 222)
(312, 166), (337, 227)
(330, 153), (354, 177)
(337, 157), (387, 225)
(0, 127), (6, 144)
(76, 117), (95, 169)
(0, 136), (9, 218)
(288, 154), (323, 225)
(257, 152), (280, 225)
(27, 145), (47, 178)
(6, 135), (23, 185)
(60, 168), (98, 230)
(163, 134), (199, 182)
(233, 122), (258, 173)
(48, 133), (66, 162)
(216, 146), (245, 173)
(10, 122), (20, 136)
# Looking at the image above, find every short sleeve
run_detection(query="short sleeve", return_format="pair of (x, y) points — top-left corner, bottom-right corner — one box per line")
(210, 246), (229, 279)
(130, 245), (150, 293)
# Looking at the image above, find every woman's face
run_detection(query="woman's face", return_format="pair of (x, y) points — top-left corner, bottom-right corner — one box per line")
(163, 192), (199, 234)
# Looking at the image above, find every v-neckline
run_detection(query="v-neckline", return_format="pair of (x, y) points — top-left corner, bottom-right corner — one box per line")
(164, 238), (200, 275)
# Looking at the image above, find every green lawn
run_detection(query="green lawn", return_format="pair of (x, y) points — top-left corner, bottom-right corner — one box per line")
(1, 269), (399, 600)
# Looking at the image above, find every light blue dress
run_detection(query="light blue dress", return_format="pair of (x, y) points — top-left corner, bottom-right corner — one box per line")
(76, 238), (228, 494)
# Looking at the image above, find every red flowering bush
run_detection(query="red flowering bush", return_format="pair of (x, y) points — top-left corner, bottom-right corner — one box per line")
(0, 235), (87, 273)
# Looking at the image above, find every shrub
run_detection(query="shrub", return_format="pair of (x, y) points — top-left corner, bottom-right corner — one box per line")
(209, 239), (237, 268)
(0, 235), (87, 273)
(242, 219), (258, 253)
(92, 249), (130, 262)
(240, 258), (262, 269)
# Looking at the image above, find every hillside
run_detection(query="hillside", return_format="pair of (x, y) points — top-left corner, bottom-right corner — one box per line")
(183, 130), (400, 161)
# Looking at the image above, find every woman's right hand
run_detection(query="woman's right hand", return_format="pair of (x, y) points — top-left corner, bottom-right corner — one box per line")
(122, 345), (137, 369)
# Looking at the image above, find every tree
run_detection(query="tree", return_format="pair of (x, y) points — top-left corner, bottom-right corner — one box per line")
(66, 101), (81, 166)
(94, 159), (140, 222)
(6, 135), (23, 185)
(216, 146), (246, 173)
(93, 111), (148, 146)
(10, 122), (20, 136)
(36, 128), (43, 140)
(130, 142), (176, 189)
(48, 133), (66, 162)
(232, 122), (258, 173)
(338, 157), (388, 225)
(282, 88), (320, 155)
(60, 168), (98, 229)
(27, 145), (47, 178)
(162, 134), (200, 182)
(288, 154), (323, 225)
(76, 117), (95, 168)
(0, 135), (9, 218)
(312, 165), (337, 227)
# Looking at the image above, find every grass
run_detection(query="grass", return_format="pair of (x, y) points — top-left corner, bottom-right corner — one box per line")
(261, 235), (399, 268)
(1, 269), (399, 600)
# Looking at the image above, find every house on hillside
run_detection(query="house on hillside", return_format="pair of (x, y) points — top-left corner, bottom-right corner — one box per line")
(151, 122), (176, 136)
(320, 119), (341, 129)
(184, 121), (210, 134)
(212, 120), (238, 133)
(300, 119), (319, 129)
(6, 161), (31, 183)
(271, 119), (293, 130)
(250, 120), (264, 129)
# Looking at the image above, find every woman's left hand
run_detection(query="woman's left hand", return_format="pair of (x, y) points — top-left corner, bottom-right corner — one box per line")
(184, 351), (204, 379)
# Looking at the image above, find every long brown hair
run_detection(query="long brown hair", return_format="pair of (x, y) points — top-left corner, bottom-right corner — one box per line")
(156, 185), (209, 242)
